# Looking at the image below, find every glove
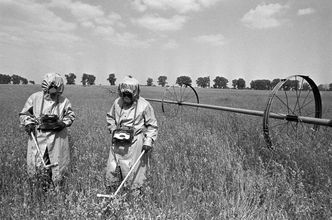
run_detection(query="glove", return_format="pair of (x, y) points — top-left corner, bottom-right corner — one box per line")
(53, 121), (66, 132)
(142, 145), (152, 152)
(25, 124), (35, 135)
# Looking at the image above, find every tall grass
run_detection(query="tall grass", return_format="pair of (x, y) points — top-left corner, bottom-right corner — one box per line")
(0, 84), (331, 219)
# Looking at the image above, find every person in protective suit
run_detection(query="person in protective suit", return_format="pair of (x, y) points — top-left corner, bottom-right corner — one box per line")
(105, 76), (158, 195)
(19, 73), (75, 189)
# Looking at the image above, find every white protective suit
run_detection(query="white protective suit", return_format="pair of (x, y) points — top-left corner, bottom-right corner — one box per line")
(106, 76), (158, 190)
(19, 73), (75, 183)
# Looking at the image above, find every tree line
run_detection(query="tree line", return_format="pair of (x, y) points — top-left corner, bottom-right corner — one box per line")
(152, 75), (332, 91)
(1, 72), (332, 91)
(0, 74), (35, 84)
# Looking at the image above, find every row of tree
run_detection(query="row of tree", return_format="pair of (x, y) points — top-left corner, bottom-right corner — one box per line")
(1, 72), (332, 91)
(0, 72), (103, 86)
(153, 75), (332, 91)
(65, 73), (97, 86)
(0, 74), (34, 84)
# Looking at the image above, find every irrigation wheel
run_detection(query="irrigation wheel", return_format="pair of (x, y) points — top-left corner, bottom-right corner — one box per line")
(263, 75), (322, 148)
(161, 84), (199, 117)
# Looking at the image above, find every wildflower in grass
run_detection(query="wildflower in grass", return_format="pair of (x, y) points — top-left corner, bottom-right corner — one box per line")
(19, 73), (75, 189)
(105, 76), (158, 195)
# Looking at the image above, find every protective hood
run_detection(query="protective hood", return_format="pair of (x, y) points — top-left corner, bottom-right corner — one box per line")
(41, 73), (64, 94)
(118, 76), (140, 101)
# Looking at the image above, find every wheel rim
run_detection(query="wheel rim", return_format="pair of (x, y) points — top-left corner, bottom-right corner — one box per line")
(263, 75), (322, 148)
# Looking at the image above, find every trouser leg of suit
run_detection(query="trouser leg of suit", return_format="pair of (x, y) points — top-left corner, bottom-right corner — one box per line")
(116, 134), (149, 190)
(39, 148), (53, 191)
(105, 146), (122, 190)
(105, 134), (149, 191)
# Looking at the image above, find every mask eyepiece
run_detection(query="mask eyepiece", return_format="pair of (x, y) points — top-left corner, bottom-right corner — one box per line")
(48, 83), (59, 94)
(122, 91), (133, 98)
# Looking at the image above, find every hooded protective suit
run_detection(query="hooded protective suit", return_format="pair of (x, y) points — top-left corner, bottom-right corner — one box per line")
(19, 73), (75, 183)
(106, 76), (158, 190)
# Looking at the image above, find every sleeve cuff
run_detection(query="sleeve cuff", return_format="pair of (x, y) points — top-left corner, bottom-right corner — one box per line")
(143, 138), (153, 147)
(108, 125), (117, 133)
(24, 119), (37, 126)
(62, 119), (72, 127)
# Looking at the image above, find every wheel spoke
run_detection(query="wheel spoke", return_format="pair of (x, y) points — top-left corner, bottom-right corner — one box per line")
(181, 87), (191, 102)
(292, 76), (299, 113)
(299, 92), (313, 108)
(269, 120), (288, 129)
(296, 78), (305, 115)
(298, 98), (314, 113)
(172, 86), (179, 102)
(293, 77), (302, 114)
(183, 92), (196, 102)
(165, 90), (176, 101)
(284, 90), (290, 114)
(179, 86), (185, 102)
(275, 94), (296, 115)
(288, 120), (298, 135)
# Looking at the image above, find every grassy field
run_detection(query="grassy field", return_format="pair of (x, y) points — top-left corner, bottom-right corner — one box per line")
(1, 84), (331, 219)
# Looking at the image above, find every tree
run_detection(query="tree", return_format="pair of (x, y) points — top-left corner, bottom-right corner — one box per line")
(11, 74), (21, 84)
(329, 83), (332, 91)
(21, 78), (28, 84)
(250, 80), (271, 90)
(65, 73), (76, 85)
(82, 73), (88, 86)
(81, 73), (95, 86)
(0, 74), (11, 84)
(318, 84), (326, 91)
(29, 80), (35, 85)
(302, 82), (310, 91)
(232, 79), (238, 89)
(81, 73), (96, 86)
(147, 78), (153, 86)
(176, 76), (192, 86)
(250, 80), (255, 89)
(271, 78), (281, 89)
(87, 74), (96, 85)
(213, 76), (228, 88)
(282, 80), (299, 91)
(157, 76), (167, 87)
(196, 76), (210, 88)
(107, 73), (116, 85)
(10, 74), (28, 84)
(237, 78), (246, 89)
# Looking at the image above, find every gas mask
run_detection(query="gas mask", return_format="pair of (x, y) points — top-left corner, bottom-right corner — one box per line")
(122, 91), (134, 105)
(48, 83), (59, 94)
(49, 87), (57, 94)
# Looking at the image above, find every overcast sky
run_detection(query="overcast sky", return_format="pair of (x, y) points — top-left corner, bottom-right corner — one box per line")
(0, 0), (331, 86)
